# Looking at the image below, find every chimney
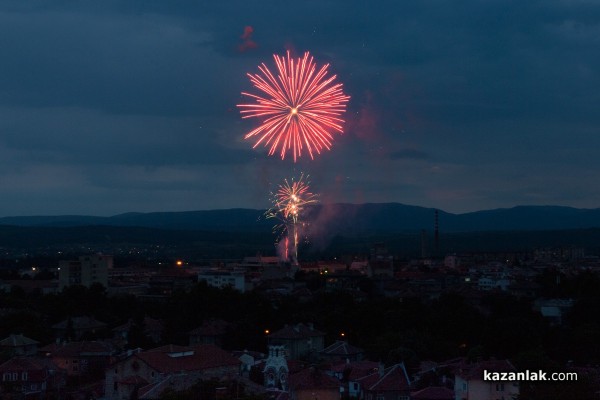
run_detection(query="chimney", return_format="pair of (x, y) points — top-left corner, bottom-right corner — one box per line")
(378, 361), (385, 378)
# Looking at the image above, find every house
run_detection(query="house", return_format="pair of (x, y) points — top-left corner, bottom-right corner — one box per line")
(329, 360), (379, 381)
(104, 344), (240, 400)
(232, 349), (265, 378)
(288, 366), (340, 400)
(0, 334), (39, 357)
(354, 363), (411, 400)
(113, 317), (164, 345)
(39, 340), (116, 377)
(454, 359), (519, 400)
(320, 341), (364, 362)
(52, 316), (107, 341)
(268, 323), (325, 361)
(0, 356), (66, 399)
(188, 319), (232, 347)
(328, 360), (379, 398)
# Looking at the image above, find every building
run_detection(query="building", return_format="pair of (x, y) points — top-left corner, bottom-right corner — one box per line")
(320, 340), (364, 362)
(477, 277), (511, 292)
(188, 319), (231, 347)
(329, 360), (379, 383)
(1, 280), (58, 295)
(147, 269), (196, 296)
(288, 367), (340, 400)
(104, 344), (240, 400)
(232, 349), (265, 378)
(58, 254), (113, 290)
(368, 259), (394, 278)
(454, 359), (519, 400)
(268, 323), (325, 361)
(51, 316), (108, 341)
(354, 363), (411, 400)
(263, 345), (289, 390)
(0, 334), (39, 357)
(113, 317), (164, 345)
(198, 270), (246, 292)
(534, 298), (575, 326)
(0, 356), (66, 399)
(39, 340), (116, 377)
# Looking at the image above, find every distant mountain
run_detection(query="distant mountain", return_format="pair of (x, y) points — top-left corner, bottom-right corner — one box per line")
(0, 209), (272, 231)
(447, 205), (600, 231)
(2, 203), (600, 234)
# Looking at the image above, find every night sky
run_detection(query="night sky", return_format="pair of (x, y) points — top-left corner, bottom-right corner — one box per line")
(1, 1), (599, 216)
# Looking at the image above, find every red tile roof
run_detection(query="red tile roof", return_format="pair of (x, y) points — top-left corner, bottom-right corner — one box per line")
(288, 367), (340, 390)
(0, 357), (61, 382)
(286, 359), (307, 374)
(321, 341), (364, 357)
(357, 363), (410, 392)
(135, 344), (240, 374)
(330, 360), (379, 380)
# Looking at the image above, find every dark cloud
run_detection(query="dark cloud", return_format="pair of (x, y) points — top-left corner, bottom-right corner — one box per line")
(389, 149), (429, 160)
(0, 0), (599, 215)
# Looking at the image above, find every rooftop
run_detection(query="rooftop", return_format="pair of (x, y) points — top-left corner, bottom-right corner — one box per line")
(39, 340), (115, 357)
(0, 333), (39, 347)
(189, 319), (231, 336)
(269, 323), (325, 339)
(51, 316), (107, 330)
(135, 344), (240, 374)
(356, 363), (411, 392)
(288, 367), (340, 390)
(321, 341), (364, 357)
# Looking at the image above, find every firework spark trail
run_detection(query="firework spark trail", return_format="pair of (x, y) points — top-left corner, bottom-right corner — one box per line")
(238, 51), (350, 162)
(266, 174), (318, 262)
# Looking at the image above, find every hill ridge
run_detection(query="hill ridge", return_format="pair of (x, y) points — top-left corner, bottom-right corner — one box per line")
(2, 203), (600, 233)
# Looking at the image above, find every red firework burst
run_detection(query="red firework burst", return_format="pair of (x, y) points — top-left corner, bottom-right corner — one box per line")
(274, 174), (318, 222)
(265, 174), (318, 262)
(238, 51), (350, 161)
